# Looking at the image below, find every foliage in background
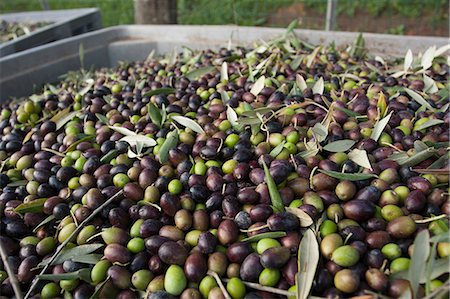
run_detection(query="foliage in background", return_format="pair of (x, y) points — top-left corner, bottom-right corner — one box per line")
(1, 0), (448, 34)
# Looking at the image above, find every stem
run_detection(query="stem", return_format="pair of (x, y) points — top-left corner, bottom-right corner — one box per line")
(223, 278), (295, 297)
(240, 224), (269, 233)
(0, 240), (23, 299)
(24, 190), (124, 299)
(415, 214), (448, 224)
(208, 271), (232, 299)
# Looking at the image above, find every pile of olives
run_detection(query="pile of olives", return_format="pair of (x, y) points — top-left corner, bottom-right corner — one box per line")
(0, 32), (449, 299)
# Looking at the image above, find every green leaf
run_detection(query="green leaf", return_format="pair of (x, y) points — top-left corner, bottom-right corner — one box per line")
(296, 74), (308, 92)
(171, 115), (205, 134)
(15, 198), (47, 214)
(90, 276), (111, 299)
(415, 119), (444, 131)
(71, 254), (102, 264)
(262, 160), (285, 213)
(120, 135), (157, 147)
(408, 230), (430, 298)
(65, 135), (95, 153)
(100, 149), (117, 163)
(185, 66), (216, 81)
(349, 33), (366, 58)
(389, 148), (437, 167)
(285, 207), (313, 227)
(318, 169), (377, 181)
(142, 87), (176, 98)
(221, 62), (229, 81)
(108, 125), (136, 136)
(147, 103), (162, 128)
(7, 180), (28, 187)
(285, 19), (299, 34)
(241, 232), (287, 243)
(250, 75), (266, 96)
(158, 131), (179, 164)
(55, 110), (81, 131)
(371, 111), (392, 141)
(269, 141), (286, 157)
(323, 140), (355, 152)
(312, 77), (324, 95)
(296, 229), (319, 299)
(348, 148), (372, 170)
(404, 88), (435, 111)
(95, 113), (109, 124)
(335, 106), (360, 117)
(33, 215), (55, 233)
(226, 105), (238, 127)
(38, 268), (91, 282)
(42, 244), (104, 266)
(312, 122), (328, 142)
(220, 90), (230, 104)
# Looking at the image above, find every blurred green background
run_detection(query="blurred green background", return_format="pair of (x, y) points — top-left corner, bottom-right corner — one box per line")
(1, 0), (448, 36)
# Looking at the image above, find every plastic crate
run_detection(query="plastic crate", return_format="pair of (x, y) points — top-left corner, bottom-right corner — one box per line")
(0, 25), (447, 99)
(0, 8), (101, 57)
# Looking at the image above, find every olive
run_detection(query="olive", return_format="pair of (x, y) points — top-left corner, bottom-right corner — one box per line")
(180, 289), (202, 299)
(208, 287), (226, 299)
(227, 277), (246, 299)
(240, 253), (263, 282)
(18, 256), (39, 283)
(331, 245), (360, 267)
(108, 265), (131, 289)
(405, 190), (426, 213)
(259, 268), (280, 287)
(91, 260), (111, 283)
(132, 269), (153, 290)
(217, 219), (239, 245)
(320, 233), (343, 259)
(365, 268), (388, 291)
(104, 243), (131, 264)
(158, 241), (188, 265)
(267, 212), (299, 231)
(335, 180), (356, 201)
(198, 231), (217, 254)
(199, 276), (218, 298)
(260, 246), (290, 269)
(343, 199), (375, 221)
(334, 269), (359, 293)
(226, 242), (252, 263)
(208, 252), (228, 277)
(387, 216), (417, 239)
(184, 252), (207, 282)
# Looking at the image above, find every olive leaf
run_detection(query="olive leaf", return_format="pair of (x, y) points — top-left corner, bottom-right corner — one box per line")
(269, 141), (286, 157)
(323, 140), (355, 152)
(312, 77), (324, 95)
(290, 56), (303, 70)
(90, 276), (111, 299)
(415, 119), (444, 131)
(220, 90), (230, 104)
(37, 268), (91, 282)
(6, 180), (28, 187)
(54, 110), (81, 131)
(335, 106), (360, 117)
(78, 79), (94, 96)
(306, 46), (321, 68)
(221, 62), (229, 81)
(423, 74), (438, 94)
(435, 43), (450, 57)
(226, 105), (238, 127)
(296, 74), (308, 92)
(285, 207), (313, 227)
(158, 131), (179, 164)
(241, 232), (287, 243)
(71, 254), (102, 264)
(408, 230), (430, 297)
(39, 244), (103, 266)
(404, 49), (413, 73)
(389, 142), (437, 167)
(298, 148), (320, 159)
(377, 92), (388, 119)
(15, 198), (47, 214)
(250, 75), (266, 96)
(65, 135), (95, 153)
(33, 215), (55, 233)
(185, 66), (216, 81)
(95, 113), (108, 124)
(349, 33), (366, 58)
(370, 111), (392, 142)
(142, 87), (176, 98)
(171, 115), (205, 134)
(108, 125), (136, 136)
(100, 149), (117, 163)
(262, 160), (285, 213)
(348, 148), (372, 170)
(318, 169), (377, 181)
(147, 103), (162, 128)
(421, 46), (436, 70)
(296, 229), (319, 299)
(312, 122), (328, 143)
(120, 135), (156, 147)
(404, 88), (435, 111)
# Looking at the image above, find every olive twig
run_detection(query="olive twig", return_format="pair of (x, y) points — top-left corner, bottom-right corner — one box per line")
(0, 239), (23, 299)
(24, 190), (124, 299)
(414, 214), (448, 224)
(223, 278), (295, 297)
(207, 271), (232, 299)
